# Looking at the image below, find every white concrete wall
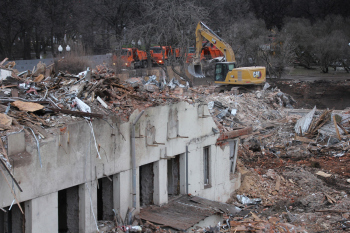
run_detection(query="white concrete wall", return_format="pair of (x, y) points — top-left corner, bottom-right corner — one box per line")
(25, 192), (58, 233)
(0, 101), (241, 230)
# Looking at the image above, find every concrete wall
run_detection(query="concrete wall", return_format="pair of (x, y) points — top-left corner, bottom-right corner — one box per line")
(0, 101), (240, 232)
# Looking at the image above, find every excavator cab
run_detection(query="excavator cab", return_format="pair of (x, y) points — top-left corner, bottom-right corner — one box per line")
(215, 62), (236, 81)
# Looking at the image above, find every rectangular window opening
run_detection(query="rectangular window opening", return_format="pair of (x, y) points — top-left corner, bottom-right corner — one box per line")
(0, 202), (24, 233)
(139, 162), (154, 207)
(167, 155), (180, 198)
(203, 146), (211, 188)
(58, 185), (79, 233)
(229, 139), (239, 180)
(97, 177), (114, 221)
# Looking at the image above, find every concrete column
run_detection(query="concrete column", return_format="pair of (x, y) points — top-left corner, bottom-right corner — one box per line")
(153, 160), (168, 205)
(79, 181), (98, 233)
(179, 153), (186, 194)
(113, 170), (132, 220)
(25, 200), (32, 233)
(25, 192), (58, 233)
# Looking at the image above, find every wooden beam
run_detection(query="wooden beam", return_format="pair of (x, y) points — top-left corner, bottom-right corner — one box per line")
(333, 115), (341, 140)
(0, 166), (24, 214)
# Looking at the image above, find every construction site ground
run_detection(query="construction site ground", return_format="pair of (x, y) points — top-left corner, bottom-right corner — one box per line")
(189, 70), (350, 232)
(223, 76), (350, 232)
(1, 59), (350, 232)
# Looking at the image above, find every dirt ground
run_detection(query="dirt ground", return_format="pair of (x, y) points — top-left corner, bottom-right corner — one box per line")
(270, 78), (350, 110)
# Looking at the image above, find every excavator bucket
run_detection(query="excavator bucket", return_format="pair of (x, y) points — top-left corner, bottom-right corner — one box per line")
(188, 63), (205, 78)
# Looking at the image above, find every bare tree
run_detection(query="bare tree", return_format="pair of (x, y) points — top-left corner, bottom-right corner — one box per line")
(312, 16), (349, 73)
(127, 0), (207, 86)
(221, 18), (267, 67)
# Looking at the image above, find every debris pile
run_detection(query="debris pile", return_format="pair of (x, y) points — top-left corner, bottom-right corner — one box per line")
(230, 103), (350, 232)
(206, 87), (295, 133)
(0, 58), (295, 142)
(192, 213), (307, 232)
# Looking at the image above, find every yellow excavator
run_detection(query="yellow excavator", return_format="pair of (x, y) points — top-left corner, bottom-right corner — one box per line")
(188, 22), (266, 86)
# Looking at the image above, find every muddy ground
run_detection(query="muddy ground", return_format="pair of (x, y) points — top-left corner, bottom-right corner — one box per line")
(270, 79), (350, 110)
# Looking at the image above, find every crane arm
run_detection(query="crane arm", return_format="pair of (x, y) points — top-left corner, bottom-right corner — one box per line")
(193, 22), (236, 63)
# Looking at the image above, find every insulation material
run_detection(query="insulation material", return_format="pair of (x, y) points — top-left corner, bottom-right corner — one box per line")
(294, 106), (316, 134)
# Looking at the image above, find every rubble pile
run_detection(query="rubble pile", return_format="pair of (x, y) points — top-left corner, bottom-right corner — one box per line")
(205, 86), (295, 133)
(192, 213), (307, 233)
(0, 61), (196, 135)
(228, 104), (350, 232)
(0, 58), (294, 142)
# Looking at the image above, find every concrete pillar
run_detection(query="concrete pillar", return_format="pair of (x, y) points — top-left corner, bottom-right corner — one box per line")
(79, 181), (98, 233)
(179, 153), (186, 194)
(153, 160), (168, 205)
(25, 192), (58, 233)
(113, 170), (132, 220)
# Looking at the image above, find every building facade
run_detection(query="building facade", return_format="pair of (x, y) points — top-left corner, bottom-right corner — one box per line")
(0, 101), (241, 233)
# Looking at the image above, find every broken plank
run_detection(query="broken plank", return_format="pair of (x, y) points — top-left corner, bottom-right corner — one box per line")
(295, 136), (314, 143)
(275, 175), (281, 191)
(333, 115), (341, 140)
(337, 122), (348, 135)
(26, 122), (49, 139)
(316, 171), (332, 178)
(11, 89), (18, 97)
(315, 209), (347, 213)
(0, 58), (9, 67)
(0, 159), (23, 192)
(49, 108), (104, 118)
(0, 166), (24, 214)
(324, 193), (336, 204)
(29, 113), (50, 126)
(0, 138), (9, 163)
(112, 83), (133, 91)
(86, 79), (104, 96)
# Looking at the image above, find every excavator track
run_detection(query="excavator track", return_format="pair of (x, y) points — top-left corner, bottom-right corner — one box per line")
(213, 84), (264, 93)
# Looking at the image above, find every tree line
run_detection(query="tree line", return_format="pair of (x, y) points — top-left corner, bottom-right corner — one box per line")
(1, 0), (349, 75)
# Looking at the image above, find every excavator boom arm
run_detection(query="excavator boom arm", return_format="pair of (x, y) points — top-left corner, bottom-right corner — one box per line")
(194, 22), (236, 63)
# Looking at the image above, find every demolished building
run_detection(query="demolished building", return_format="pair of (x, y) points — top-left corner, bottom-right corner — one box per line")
(0, 61), (250, 233)
(2, 58), (349, 232)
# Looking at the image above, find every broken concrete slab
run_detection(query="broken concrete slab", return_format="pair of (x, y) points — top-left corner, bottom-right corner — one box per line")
(0, 69), (12, 80)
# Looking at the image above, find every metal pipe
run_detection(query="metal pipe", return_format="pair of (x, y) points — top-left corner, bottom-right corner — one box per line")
(186, 145), (189, 194)
(131, 110), (144, 208)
